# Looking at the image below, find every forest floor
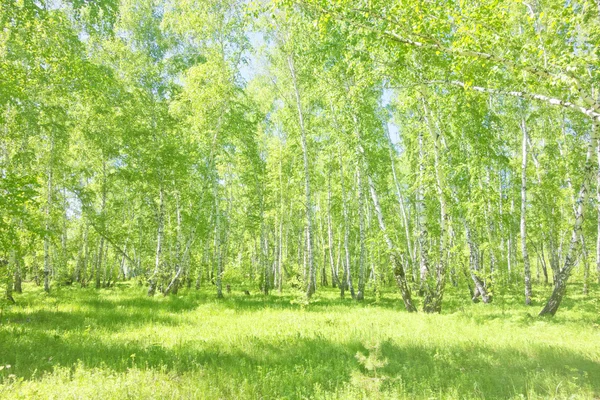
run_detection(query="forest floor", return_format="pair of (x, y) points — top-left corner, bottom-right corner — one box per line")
(0, 281), (599, 399)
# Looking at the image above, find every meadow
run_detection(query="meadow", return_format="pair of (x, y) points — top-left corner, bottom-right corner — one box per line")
(0, 283), (599, 400)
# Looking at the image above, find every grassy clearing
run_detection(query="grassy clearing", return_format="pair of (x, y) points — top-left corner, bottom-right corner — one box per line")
(0, 282), (599, 399)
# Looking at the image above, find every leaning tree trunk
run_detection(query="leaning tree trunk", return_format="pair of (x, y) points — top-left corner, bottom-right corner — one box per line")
(539, 126), (598, 316)
(385, 121), (416, 281)
(466, 225), (492, 304)
(520, 119), (532, 305)
(368, 175), (416, 312)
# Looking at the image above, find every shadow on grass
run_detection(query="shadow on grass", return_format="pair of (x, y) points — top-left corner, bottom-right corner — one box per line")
(0, 327), (598, 399)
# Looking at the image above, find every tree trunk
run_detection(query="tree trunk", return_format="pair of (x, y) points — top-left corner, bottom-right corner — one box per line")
(327, 166), (338, 288)
(520, 119), (532, 305)
(5, 255), (14, 303)
(582, 237), (589, 295)
(466, 225), (492, 303)
(539, 127), (598, 316)
(416, 129), (430, 295)
(385, 122), (416, 280)
(368, 175), (416, 312)
(214, 178), (223, 299)
(81, 224), (89, 287)
(165, 193), (183, 296)
(339, 150), (355, 299)
(287, 54), (315, 299)
(597, 136), (600, 285)
(421, 98), (448, 313)
(13, 249), (22, 294)
(148, 185), (164, 297)
(352, 115), (366, 301)
(537, 241), (549, 285)
(44, 161), (53, 293)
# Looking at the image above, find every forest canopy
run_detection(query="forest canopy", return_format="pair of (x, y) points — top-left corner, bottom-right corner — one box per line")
(1, 0), (600, 318)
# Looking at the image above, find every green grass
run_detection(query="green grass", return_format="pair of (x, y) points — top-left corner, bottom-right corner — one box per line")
(0, 282), (599, 399)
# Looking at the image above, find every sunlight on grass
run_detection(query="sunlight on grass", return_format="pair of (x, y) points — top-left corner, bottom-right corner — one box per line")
(0, 283), (599, 399)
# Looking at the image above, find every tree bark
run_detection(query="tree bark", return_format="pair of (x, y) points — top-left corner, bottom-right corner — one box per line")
(421, 97), (448, 313)
(43, 152), (53, 293)
(5, 255), (14, 303)
(339, 149), (355, 299)
(13, 246), (22, 294)
(352, 115), (366, 301)
(214, 177), (223, 299)
(539, 127), (598, 315)
(597, 136), (600, 285)
(287, 54), (315, 299)
(466, 225), (492, 304)
(327, 165), (339, 288)
(520, 119), (532, 305)
(368, 175), (416, 312)
(384, 122), (416, 280)
(147, 185), (164, 297)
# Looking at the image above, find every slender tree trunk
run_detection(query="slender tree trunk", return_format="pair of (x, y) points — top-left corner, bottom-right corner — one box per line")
(148, 185), (164, 296)
(538, 241), (549, 285)
(287, 54), (315, 299)
(214, 177), (223, 299)
(466, 225), (492, 303)
(429, 117), (448, 313)
(165, 193), (183, 296)
(278, 150), (285, 292)
(421, 98), (448, 313)
(352, 115), (366, 301)
(484, 170), (497, 280)
(339, 150), (355, 299)
(4, 256), (14, 303)
(44, 154), (53, 293)
(13, 265), (22, 294)
(597, 136), (600, 284)
(13, 245), (22, 294)
(368, 175), (416, 312)
(520, 119), (532, 305)
(385, 122), (416, 279)
(356, 166), (366, 301)
(539, 127), (598, 316)
(278, 216), (284, 292)
(582, 237), (589, 295)
(81, 224), (89, 287)
(327, 166), (338, 288)
(261, 199), (269, 295)
(317, 198), (328, 287)
(549, 235), (560, 284)
(416, 129), (430, 295)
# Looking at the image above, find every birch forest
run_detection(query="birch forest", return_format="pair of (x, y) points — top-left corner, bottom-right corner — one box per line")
(1, 0), (600, 399)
